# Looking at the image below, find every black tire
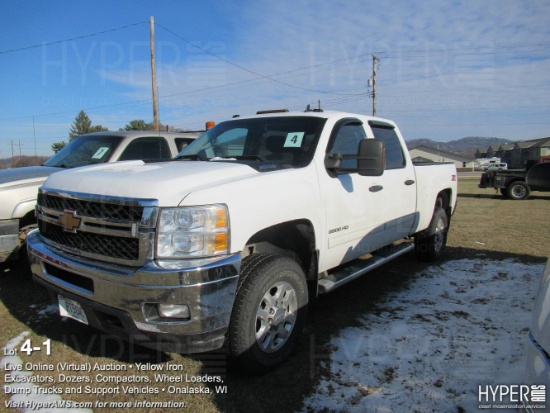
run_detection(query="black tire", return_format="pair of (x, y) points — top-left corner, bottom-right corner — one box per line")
(505, 181), (530, 200)
(415, 207), (449, 262)
(17, 224), (37, 275)
(228, 253), (308, 373)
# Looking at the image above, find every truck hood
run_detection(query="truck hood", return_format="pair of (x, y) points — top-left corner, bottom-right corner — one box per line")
(0, 166), (62, 188)
(42, 160), (259, 206)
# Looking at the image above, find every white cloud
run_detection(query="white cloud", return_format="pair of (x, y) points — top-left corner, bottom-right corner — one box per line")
(12, 0), (548, 144)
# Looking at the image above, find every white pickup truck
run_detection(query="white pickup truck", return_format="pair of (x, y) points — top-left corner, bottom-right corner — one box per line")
(0, 131), (199, 263)
(28, 110), (457, 372)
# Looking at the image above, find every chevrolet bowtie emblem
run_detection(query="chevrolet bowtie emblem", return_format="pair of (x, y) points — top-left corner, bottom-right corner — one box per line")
(59, 210), (82, 233)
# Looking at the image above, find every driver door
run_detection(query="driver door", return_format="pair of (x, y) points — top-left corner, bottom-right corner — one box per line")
(321, 119), (388, 270)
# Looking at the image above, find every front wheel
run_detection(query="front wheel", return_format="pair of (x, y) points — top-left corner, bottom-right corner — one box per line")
(228, 253), (308, 373)
(415, 207), (449, 262)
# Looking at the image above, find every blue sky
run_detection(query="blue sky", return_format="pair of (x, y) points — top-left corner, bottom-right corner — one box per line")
(1, 0), (550, 157)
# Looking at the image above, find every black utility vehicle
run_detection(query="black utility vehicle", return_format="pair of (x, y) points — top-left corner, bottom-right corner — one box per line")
(478, 162), (550, 200)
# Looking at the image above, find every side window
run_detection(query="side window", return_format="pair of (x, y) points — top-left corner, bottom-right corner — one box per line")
(328, 123), (367, 169)
(370, 125), (406, 169)
(119, 137), (171, 161)
(175, 137), (196, 152)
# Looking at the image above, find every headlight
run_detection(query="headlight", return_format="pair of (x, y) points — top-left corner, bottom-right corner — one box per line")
(157, 205), (229, 258)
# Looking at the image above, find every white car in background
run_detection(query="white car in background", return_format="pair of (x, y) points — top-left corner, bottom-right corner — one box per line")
(525, 258), (550, 412)
(0, 130), (201, 263)
(486, 162), (508, 171)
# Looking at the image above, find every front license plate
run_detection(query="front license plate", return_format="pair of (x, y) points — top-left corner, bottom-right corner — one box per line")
(58, 295), (88, 325)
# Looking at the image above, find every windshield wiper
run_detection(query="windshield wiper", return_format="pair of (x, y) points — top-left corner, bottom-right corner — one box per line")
(176, 154), (206, 161)
(177, 154), (268, 163)
(231, 155), (267, 162)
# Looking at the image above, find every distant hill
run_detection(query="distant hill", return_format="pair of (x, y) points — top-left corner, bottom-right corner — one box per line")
(405, 137), (515, 158)
(0, 137), (517, 167)
(0, 156), (49, 169)
(0, 158), (11, 168)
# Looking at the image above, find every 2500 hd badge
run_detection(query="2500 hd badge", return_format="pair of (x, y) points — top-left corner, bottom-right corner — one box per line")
(329, 225), (349, 234)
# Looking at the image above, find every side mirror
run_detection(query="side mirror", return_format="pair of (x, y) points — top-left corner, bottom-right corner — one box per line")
(324, 153), (343, 170)
(324, 139), (385, 176)
(357, 139), (385, 176)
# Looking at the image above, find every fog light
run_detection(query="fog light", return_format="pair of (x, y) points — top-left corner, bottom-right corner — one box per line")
(158, 304), (190, 319)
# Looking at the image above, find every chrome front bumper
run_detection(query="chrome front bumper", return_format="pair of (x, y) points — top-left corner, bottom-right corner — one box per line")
(27, 230), (241, 353)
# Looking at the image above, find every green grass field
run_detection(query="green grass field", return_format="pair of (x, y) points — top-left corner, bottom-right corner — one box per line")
(1, 177), (548, 413)
(447, 178), (549, 259)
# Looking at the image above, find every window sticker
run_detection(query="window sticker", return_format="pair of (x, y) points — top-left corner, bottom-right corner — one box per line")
(92, 147), (110, 159)
(284, 132), (304, 148)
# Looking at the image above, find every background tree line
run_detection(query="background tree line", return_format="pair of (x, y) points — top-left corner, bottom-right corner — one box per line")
(0, 110), (178, 169)
(51, 110), (174, 153)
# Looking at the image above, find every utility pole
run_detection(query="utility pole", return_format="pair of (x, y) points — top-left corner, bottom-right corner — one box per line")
(150, 16), (159, 131)
(33, 116), (37, 156)
(10, 140), (22, 167)
(371, 53), (380, 116)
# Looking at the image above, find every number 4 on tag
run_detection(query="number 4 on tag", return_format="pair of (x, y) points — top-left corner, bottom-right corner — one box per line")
(284, 132), (304, 148)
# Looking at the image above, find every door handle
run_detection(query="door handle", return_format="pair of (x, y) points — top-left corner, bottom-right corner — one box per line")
(369, 185), (384, 193)
(404, 180), (415, 186)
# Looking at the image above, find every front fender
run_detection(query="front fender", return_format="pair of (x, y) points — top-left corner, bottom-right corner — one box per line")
(180, 165), (323, 255)
(0, 181), (42, 220)
(12, 199), (37, 220)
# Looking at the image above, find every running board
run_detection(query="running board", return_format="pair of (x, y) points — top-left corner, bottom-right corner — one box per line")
(318, 242), (414, 294)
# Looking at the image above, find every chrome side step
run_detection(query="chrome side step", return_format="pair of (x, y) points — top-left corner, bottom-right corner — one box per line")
(318, 242), (414, 294)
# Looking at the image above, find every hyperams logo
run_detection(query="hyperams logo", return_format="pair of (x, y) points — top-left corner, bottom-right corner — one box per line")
(478, 385), (546, 410)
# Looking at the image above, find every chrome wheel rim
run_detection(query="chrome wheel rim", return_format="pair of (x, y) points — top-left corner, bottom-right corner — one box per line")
(255, 281), (298, 353)
(512, 185), (526, 198)
(434, 217), (447, 252)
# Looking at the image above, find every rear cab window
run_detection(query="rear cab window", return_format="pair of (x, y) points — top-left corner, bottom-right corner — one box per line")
(118, 137), (171, 162)
(369, 121), (406, 169)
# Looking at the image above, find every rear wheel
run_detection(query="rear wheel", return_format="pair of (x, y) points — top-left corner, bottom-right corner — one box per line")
(415, 207), (448, 262)
(505, 181), (530, 200)
(228, 253), (308, 373)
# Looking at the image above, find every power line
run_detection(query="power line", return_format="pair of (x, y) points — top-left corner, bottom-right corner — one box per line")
(0, 21), (148, 55)
(0, 56), (372, 122)
(154, 22), (362, 97)
(2, 20), (549, 125)
(376, 42), (550, 59)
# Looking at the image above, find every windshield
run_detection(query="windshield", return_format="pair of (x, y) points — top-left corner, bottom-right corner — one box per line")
(44, 135), (123, 168)
(175, 116), (327, 169)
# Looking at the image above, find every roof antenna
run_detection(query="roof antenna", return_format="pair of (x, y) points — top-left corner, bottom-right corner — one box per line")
(305, 101), (323, 112)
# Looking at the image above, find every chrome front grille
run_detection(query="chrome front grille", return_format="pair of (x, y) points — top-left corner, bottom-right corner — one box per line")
(38, 221), (140, 260)
(36, 189), (158, 266)
(37, 193), (143, 221)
